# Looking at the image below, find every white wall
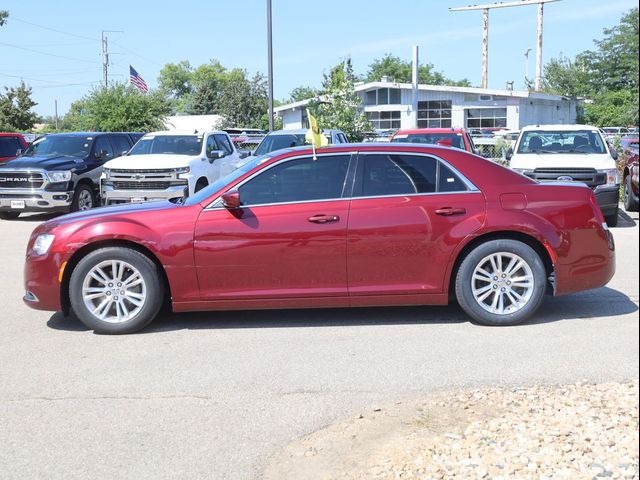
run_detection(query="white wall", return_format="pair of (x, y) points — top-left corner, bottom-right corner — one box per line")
(281, 109), (303, 129)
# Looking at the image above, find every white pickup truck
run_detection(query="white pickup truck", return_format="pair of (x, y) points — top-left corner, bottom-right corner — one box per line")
(101, 130), (246, 205)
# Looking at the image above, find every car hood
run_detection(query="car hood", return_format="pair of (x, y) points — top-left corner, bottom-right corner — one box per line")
(511, 152), (615, 170)
(105, 154), (198, 169)
(0, 154), (86, 171)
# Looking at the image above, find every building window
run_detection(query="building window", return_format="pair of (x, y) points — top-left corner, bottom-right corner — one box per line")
(417, 100), (452, 128)
(367, 111), (401, 130)
(364, 88), (402, 106)
(466, 108), (507, 128)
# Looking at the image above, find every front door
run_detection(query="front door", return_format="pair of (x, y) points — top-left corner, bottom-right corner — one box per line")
(347, 152), (485, 296)
(194, 153), (353, 301)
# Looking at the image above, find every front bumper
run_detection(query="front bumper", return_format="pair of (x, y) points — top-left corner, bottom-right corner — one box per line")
(0, 188), (73, 213)
(102, 184), (188, 205)
(594, 184), (620, 216)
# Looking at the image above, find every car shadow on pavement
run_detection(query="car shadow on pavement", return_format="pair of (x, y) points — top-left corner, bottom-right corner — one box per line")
(615, 209), (638, 228)
(14, 213), (61, 222)
(46, 287), (638, 334)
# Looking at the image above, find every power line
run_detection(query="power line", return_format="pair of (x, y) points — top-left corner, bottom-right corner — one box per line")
(0, 72), (95, 85)
(111, 41), (163, 67)
(10, 17), (99, 42)
(0, 41), (100, 64)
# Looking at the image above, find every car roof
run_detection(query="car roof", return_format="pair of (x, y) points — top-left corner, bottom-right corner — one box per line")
(395, 128), (467, 135)
(520, 124), (600, 132)
(263, 142), (469, 157)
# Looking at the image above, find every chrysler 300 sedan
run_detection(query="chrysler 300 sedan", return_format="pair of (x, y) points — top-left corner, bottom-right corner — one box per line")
(24, 144), (615, 334)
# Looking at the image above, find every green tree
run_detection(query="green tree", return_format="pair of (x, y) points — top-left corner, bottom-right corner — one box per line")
(0, 10), (8, 26)
(288, 86), (320, 103)
(366, 54), (471, 86)
(584, 90), (639, 127)
(0, 82), (38, 131)
(309, 59), (372, 142)
(218, 71), (269, 129)
(59, 83), (171, 132)
(543, 53), (593, 98)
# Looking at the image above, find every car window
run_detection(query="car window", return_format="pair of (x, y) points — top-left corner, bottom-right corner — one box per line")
(110, 135), (131, 156)
(238, 155), (350, 206)
(214, 134), (233, 155)
(254, 134), (307, 156)
(93, 136), (114, 160)
(359, 154), (437, 197)
(392, 133), (465, 150)
(438, 162), (468, 192)
(0, 136), (21, 157)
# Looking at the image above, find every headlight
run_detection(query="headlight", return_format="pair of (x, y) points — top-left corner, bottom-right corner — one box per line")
(599, 168), (620, 185)
(47, 171), (72, 183)
(33, 234), (55, 256)
(512, 168), (534, 176)
(174, 166), (190, 174)
(102, 168), (111, 179)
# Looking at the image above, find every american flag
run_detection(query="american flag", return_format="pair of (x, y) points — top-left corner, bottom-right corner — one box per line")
(129, 66), (148, 93)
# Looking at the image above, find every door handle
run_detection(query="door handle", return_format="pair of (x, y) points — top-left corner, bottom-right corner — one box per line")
(434, 207), (466, 216)
(308, 214), (340, 224)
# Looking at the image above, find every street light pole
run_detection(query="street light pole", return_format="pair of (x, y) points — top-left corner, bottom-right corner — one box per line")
(267, 0), (274, 132)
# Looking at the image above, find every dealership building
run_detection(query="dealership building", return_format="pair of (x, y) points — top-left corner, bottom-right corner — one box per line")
(275, 80), (578, 132)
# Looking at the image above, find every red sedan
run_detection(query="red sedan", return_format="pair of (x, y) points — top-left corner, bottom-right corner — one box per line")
(23, 144), (615, 334)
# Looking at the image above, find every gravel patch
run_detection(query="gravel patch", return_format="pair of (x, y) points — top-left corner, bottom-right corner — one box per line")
(265, 381), (639, 480)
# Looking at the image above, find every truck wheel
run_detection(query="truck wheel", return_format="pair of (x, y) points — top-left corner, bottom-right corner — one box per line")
(195, 178), (208, 193)
(0, 212), (20, 220)
(605, 204), (619, 227)
(455, 239), (547, 326)
(623, 175), (639, 212)
(71, 184), (95, 211)
(69, 247), (164, 334)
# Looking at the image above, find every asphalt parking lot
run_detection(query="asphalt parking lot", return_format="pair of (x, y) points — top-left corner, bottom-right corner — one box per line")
(0, 209), (638, 480)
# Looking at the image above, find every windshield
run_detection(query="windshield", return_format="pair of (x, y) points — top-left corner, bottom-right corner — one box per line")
(516, 130), (607, 154)
(183, 155), (272, 206)
(392, 133), (465, 150)
(129, 135), (203, 156)
(254, 133), (307, 156)
(22, 135), (92, 158)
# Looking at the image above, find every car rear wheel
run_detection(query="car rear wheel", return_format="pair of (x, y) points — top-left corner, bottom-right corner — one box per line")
(455, 239), (547, 326)
(604, 204), (619, 227)
(623, 175), (639, 212)
(69, 247), (164, 334)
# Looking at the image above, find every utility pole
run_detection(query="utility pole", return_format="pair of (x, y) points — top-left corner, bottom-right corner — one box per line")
(524, 47), (532, 88)
(101, 30), (124, 88)
(450, 0), (560, 91)
(54, 100), (58, 131)
(266, 0), (274, 132)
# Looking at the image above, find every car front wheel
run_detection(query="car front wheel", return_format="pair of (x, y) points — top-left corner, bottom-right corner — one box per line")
(624, 175), (639, 212)
(69, 247), (164, 334)
(455, 239), (547, 326)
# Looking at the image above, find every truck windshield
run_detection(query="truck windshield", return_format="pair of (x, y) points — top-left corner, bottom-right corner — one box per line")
(129, 135), (202, 156)
(516, 130), (607, 154)
(22, 135), (92, 158)
(254, 134), (307, 156)
(392, 133), (465, 149)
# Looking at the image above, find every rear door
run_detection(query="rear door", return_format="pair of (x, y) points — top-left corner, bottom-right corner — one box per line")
(346, 152), (485, 297)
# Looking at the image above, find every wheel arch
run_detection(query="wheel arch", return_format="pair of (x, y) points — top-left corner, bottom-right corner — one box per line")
(446, 230), (555, 300)
(60, 239), (172, 314)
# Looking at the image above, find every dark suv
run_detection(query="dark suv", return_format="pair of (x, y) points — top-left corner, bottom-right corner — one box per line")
(0, 132), (134, 219)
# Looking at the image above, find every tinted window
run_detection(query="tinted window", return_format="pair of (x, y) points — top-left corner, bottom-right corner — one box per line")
(214, 134), (233, 155)
(110, 135), (131, 156)
(0, 136), (21, 156)
(239, 155), (350, 206)
(392, 133), (465, 149)
(254, 133), (307, 156)
(93, 136), (114, 160)
(359, 154), (437, 197)
(439, 162), (468, 192)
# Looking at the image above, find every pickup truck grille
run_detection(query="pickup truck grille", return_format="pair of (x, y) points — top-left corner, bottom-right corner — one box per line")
(0, 172), (45, 189)
(109, 168), (175, 175)
(113, 181), (171, 190)
(528, 168), (606, 189)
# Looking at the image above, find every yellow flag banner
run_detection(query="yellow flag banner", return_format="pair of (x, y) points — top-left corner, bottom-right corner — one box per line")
(305, 109), (329, 148)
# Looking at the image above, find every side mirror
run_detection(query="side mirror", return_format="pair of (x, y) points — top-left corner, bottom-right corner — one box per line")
(221, 190), (241, 209)
(121, 149), (129, 156)
(505, 148), (513, 161)
(208, 150), (225, 161)
(610, 149), (618, 160)
(239, 150), (250, 159)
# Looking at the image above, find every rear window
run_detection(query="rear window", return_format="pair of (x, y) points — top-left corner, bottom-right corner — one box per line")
(392, 133), (465, 150)
(0, 136), (22, 157)
(254, 134), (306, 156)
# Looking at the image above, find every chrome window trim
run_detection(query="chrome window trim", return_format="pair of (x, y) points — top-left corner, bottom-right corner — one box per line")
(204, 150), (480, 211)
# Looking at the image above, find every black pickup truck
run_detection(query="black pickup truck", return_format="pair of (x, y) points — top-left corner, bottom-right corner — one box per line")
(0, 132), (138, 219)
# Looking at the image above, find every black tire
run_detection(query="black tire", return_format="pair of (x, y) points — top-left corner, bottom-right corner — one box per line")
(455, 239), (547, 326)
(71, 183), (95, 212)
(605, 204), (619, 227)
(623, 175), (639, 212)
(194, 178), (208, 193)
(0, 212), (20, 220)
(69, 247), (164, 334)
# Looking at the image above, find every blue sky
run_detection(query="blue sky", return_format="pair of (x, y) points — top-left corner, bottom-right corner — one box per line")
(1, 0), (637, 118)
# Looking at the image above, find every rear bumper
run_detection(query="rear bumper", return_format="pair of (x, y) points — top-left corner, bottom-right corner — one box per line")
(102, 184), (188, 205)
(0, 188), (73, 213)
(594, 184), (620, 216)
